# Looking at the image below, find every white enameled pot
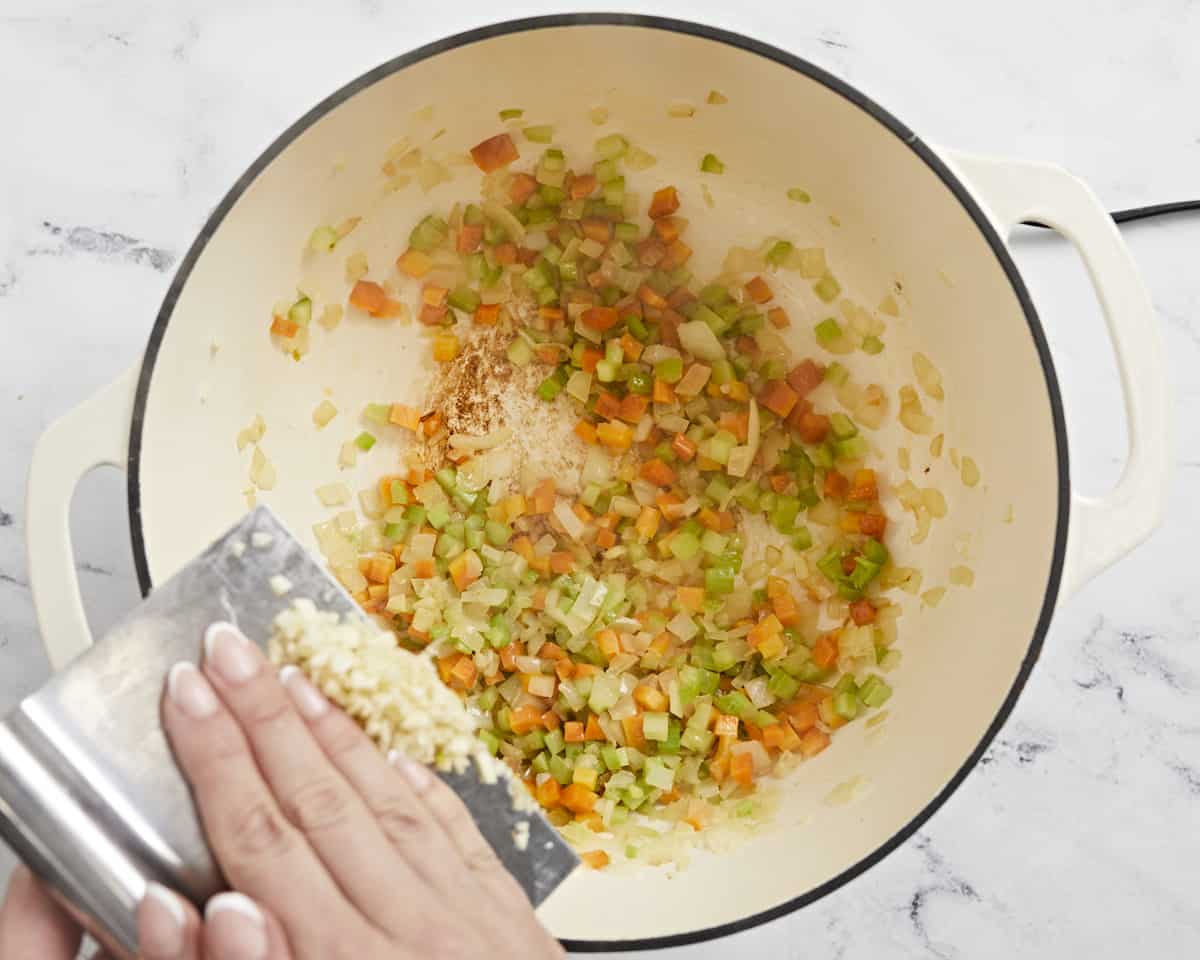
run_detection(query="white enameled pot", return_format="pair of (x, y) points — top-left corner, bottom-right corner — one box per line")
(25, 15), (1169, 952)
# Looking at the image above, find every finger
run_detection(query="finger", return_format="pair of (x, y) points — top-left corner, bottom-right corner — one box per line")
(162, 659), (361, 950)
(200, 623), (427, 935)
(204, 893), (293, 960)
(0, 866), (82, 960)
(396, 757), (529, 908)
(281, 668), (484, 902)
(137, 883), (202, 960)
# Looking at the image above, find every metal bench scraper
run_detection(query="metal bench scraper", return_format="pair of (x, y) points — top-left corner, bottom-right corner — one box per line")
(0, 506), (577, 959)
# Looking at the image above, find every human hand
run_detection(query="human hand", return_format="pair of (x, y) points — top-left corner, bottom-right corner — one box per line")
(153, 620), (565, 959)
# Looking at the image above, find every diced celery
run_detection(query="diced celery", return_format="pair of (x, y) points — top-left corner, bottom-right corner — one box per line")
(409, 215), (449, 252)
(862, 335), (884, 355)
(830, 413), (858, 440)
(771, 496), (801, 534)
(669, 530), (701, 560)
(499, 108), (524, 120)
(544, 727), (565, 755)
(787, 187), (811, 203)
(836, 436), (869, 461)
(548, 755), (573, 785)
(523, 124), (554, 143)
(447, 285), (481, 313)
(657, 719), (682, 755)
(642, 712), (670, 741)
(614, 222), (639, 243)
(833, 690), (859, 720)
(384, 522), (407, 540)
(705, 565), (735, 597)
(354, 431), (376, 451)
(858, 674), (893, 708)
(766, 240), (794, 266)
(767, 671), (799, 700)
(815, 317), (843, 344)
(307, 226), (339, 252)
(715, 691), (754, 719)
(478, 730), (501, 755)
(824, 361), (849, 386)
(700, 153), (725, 174)
(863, 538), (889, 565)
(643, 756), (675, 790)
(655, 356), (684, 383)
(814, 272), (842, 303)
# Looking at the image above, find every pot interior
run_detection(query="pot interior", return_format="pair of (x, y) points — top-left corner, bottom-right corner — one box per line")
(133, 20), (1063, 946)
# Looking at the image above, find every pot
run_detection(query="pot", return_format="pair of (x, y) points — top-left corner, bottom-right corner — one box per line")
(25, 14), (1169, 952)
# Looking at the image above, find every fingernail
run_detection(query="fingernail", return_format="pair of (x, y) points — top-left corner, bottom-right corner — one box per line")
(280, 665), (328, 719)
(390, 751), (433, 793)
(140, 883), (186, 958)
(205, 892), (268, 960)
(167, 663), (219, 719)
(204, 622), (261, 686)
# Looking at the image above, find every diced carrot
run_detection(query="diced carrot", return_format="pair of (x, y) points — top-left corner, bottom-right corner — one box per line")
(859, 513), (888, 537)
(848, 468), (878, 502)
(561, 783), (598, 815)
(574, 663), (601, 679)
(432, 333), (460, 363)
(554, 659), (575, 681)
(569, 173), (597, 199)
(364, 552), (396, 584)
(576, 811), (605, 832)
(574, 420), (598, 445)
(772, 592), (800, 627)
(269, 314), (299, 338)
(735, 335), (760, 358)
(849, 599), (877, 626)
(639, 458), (676, 487)
(621, 715), (647, 751)
(824, 471), (849, 499)
(659, 239), (693, 271)
(535, 345), (561, 365)
(652, 378), (676, 404)
(676, 586), (706, 613)
(541, 709), (561, 730)
(578, 217), (611, 242)
(539, 306), (564, 327)
(580, 850), (610, 870)
(445, 654), (477, 691)
(618, 332), (644, 361)
(529, 478), (556, 514)
(762, 724), (786, 749)
(795, 411), (831, 444)
(667, 286), (696, 310)
(595, 629), (621, 660)
(508, 172), (538, 205)
(759, 379), (800, 419)
(421, 411), (443, 437)
(510, 536), (534, 562)
(421, 285), (447, 307)
(419, 303), (448, 326)
(635, 506), (661, 541)
(549, 551), (575, 574)
(584, 715), (605, 741)
(768, 306), (791, 329)
(396, 248), (433, 277)
(580, 346), (603, 373)
(637, 284), (668, 309)
(744, 275), (773, 304)
(594, 391), (622, 419)
(456, 223), (483, 254)
(349, 280), (387, 315)
(448, 549), (482, 591)
(563, 721), (585, 744)
(636, 236), (666, 267)
(713, 713), (739, 738)
(582, 306), (619, 331)
(718, 411), (749, 444)
(473, 302), (501, 326)
(536, 778), (562, 808)
(697, 508), (722, 531)
(799, 728), (831, 759)
(653, 217), (682, 243)
(787, 359), (826, 397)
(671, 433), (697, 462)
(596, 421), (633, 450)
(470, 132), (519, 173)
(811, 632), (839, 670)
(411, 558), (436, 579)
(593, 528), (616, 551)
(730, 752), (755, 786)
(786, 701), (820, 735)
(493, 242), (517, 265)
(767, 473), (790, 494)
(386, 404), (420, 432)
(633, 685), (668, 712)
(648, 186), (680, 219)
(618, 393), (649, 423)
(747, 615), (782, 650)
(572, 502), (593, 526)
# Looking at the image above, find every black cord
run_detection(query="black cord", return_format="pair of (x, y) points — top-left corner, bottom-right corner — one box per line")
(1022, 200), (1200, 228)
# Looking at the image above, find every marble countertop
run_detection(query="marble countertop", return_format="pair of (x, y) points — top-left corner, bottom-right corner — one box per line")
(1, 1), (1196, 956)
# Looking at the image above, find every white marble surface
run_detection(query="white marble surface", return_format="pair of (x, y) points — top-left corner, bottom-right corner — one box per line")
(1, 0), (1197, 956)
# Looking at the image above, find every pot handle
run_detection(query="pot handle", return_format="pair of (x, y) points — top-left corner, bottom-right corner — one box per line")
(26, 366), (140, 670)
(945, 150), (1171, 597)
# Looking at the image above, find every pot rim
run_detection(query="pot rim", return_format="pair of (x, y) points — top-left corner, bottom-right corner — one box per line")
(125, 13), (1070, 952)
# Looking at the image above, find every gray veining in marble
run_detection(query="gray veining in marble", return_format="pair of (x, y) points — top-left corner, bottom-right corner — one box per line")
(1, 1), (1197, 957)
